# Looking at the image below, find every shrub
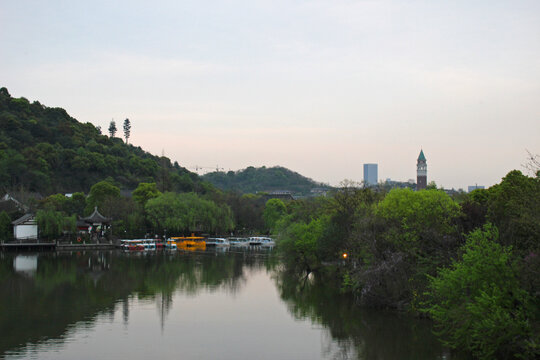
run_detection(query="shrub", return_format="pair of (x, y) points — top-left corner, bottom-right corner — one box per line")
(423, 224), (537, 359)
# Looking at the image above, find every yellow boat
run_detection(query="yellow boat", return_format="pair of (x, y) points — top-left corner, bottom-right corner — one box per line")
(170, 234), (206, 250)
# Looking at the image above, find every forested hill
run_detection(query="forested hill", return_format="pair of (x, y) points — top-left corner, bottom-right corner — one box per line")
(0, 87), (205, 195)
(202, 166), (331, 195)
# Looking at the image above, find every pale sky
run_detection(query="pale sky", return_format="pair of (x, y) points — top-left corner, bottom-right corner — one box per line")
(1, 0), (539, 190)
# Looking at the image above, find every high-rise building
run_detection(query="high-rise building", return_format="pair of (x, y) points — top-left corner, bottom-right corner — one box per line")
(363, 163), (378, 187)
(416, 150), (427, 190)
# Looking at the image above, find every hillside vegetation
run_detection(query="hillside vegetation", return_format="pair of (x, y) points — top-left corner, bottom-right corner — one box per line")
(202, 166), (330, 195)
(0, 87), (205, 194)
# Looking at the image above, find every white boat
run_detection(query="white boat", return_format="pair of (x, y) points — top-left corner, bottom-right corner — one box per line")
(143, 239), (157, 250)
(260, 237), (275, 247)
(228, 237), (249, 247)
(205, 238), (230, 247)
(120, 239), (156, 251)
(248, 236), (275, 247)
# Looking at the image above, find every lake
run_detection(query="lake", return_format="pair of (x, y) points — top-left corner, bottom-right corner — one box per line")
(0, 250), (455, 359)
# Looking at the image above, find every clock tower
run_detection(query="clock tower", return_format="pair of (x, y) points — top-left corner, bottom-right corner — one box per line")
(416, 149), (427, 190)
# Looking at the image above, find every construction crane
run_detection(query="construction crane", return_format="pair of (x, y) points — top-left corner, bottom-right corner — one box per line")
(189, 165), (225, 174)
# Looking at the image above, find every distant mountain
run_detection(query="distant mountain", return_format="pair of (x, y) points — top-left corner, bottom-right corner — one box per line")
(202, 166), (331, 196)
(0, 87), (206, 194)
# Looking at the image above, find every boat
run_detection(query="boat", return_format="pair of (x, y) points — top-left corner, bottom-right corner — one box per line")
(248, 236), (275, 247)
(142, 239), (156, 251)
(120, 239), (145, 251)
(228, 237), (249, 247)
(165, 239), (177, 250)
(260, 237), (275, 247)
(205, 238), (230, 247)
(171, 234), (206, 250)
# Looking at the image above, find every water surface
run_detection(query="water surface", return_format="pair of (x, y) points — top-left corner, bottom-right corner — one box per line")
(0, 250), (453, 359)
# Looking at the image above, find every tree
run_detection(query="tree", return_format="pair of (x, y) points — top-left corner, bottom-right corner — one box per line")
(523, 150), (540, 177)
(85, 180), (121, 215)
(36, 209), (64, 239)
(123, 118), (131, 144)
(486, 170), (540, 253)
(0, 211), (11, 241)
(376, 188), (461, 249)
(145, 192), (234, 234)
(132, 182), (161, 207)
(263, 198), (287, 232)
(423, 224), (536, 359)
(108, 120), (117, 138)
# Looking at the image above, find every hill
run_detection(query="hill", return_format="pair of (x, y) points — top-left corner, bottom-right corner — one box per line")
(0, 87), (206, 195)
(202, 166), (331, 196)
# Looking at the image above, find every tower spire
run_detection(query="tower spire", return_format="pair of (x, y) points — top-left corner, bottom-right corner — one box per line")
(416, 149), (427, 190)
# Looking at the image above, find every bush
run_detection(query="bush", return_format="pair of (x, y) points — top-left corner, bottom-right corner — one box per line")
(422, 224), (537, 359)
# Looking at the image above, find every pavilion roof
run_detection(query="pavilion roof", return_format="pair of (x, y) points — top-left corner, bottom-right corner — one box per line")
(83, 207), (111, 224)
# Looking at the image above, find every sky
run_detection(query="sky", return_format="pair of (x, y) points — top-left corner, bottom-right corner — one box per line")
(1, 0), (539, 190)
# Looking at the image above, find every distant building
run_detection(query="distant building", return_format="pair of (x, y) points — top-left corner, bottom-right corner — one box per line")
(12, 214), (38, 240)
(310, 188), (329, 196)
(363, 163), (378, 187)
(468, 185), (485, 192)
(416, 150), (427, 191)
(261, 191), (295, 201)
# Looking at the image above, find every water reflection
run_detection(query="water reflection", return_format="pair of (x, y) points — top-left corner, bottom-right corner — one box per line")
(0, 250), (270, 358)
(13, 256), (37, 276)
(0, 251), (453, 359)
(273, 268), (453, 360)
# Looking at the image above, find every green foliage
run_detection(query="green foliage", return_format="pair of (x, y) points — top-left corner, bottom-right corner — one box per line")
(376, 188), (461, 245)
(123, 118), (131, 143)
(277, 215), (330, 272)
(0, 211), (11, 241)
(202, 166), (331, 196)
(85, 180), (120, 214)
(36, 209), (65, 239)
(263, 198), (287, 232)
(0, 87), (205, 194)
(423, 224), (537, 359)
(132, 182), (161, 207)
(108, 120), (117, 137)
(145, 192), (234, 234)
(486, 170), (540, 254)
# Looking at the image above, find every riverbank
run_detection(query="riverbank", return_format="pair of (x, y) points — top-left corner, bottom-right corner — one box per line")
(1, 241), (116, 251)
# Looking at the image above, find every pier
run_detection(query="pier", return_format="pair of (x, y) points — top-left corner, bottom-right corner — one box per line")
(1, 241), (116, 251)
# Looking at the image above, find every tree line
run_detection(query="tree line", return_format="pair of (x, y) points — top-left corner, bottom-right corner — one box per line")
(0, 87), (205, 194)
(266, 170), (539, 359)
(0, 178), (274, 241)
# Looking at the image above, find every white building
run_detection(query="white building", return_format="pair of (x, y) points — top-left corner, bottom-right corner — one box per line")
(12, 214), (38, 240)
(363, 163), (378, 187)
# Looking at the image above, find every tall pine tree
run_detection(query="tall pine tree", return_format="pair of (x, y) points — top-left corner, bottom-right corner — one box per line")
(108, 120), (117, 137)
(123, 118), (131, 143)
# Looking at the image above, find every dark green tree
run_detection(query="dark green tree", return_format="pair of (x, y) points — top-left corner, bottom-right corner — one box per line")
(108, 120), (117, 138)
(85, 180), (121, 215)
(123, 118), (131, 144)
(0, 211), (12, 241)
(132, 182), (161, 207)
(423, 224), (536, 359)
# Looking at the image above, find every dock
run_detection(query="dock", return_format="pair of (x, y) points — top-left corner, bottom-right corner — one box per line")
(1, 241), (116, 251)
(1, 242), (56, 251)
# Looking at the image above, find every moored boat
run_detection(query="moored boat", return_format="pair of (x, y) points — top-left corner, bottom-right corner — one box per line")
(260, 237), (275, 247)
(171, 234), (206, 250)
(205, 238), (230, 247)
(228, 237), (249, 247)
(120, 239), (145, 251)
(165, 239), (177, 250)
(248, 236), (275, 247)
